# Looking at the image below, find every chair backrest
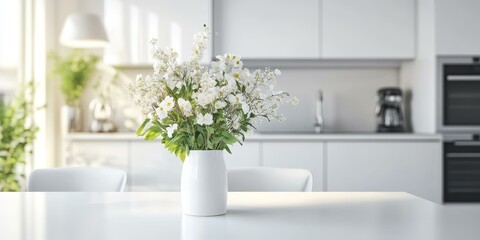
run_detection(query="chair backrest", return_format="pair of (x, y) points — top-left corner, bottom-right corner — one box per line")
(228, 167), (313, 192)
(28, 167), (127, 192)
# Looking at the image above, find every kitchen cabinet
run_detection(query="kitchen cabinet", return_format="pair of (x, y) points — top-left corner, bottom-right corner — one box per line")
(103, 0), (212, 65)
(213, 0), (414, 60)
(326, 141), (442, 203)
(213, 0), (321, 59)
(64, 134), (441, 198)
(262, 142), (324, 191)
(436, 0), (480, 55)
(321, 0), (415, 59)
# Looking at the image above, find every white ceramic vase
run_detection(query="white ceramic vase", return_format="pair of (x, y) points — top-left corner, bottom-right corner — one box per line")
(61, 105), (82, 132)
(181, 150), (227, 216)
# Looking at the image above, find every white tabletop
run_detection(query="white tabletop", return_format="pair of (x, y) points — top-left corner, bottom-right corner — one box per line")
(1, 192), (479, 240)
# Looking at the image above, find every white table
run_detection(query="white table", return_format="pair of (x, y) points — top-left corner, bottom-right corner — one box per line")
(1, 192), (479, 240)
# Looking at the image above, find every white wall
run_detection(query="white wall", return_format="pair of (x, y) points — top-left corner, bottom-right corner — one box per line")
(400, 0), (436, 133)
(257, 68), (399, 132)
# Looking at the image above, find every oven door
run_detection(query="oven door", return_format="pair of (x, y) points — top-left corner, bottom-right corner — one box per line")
(438, 57), (480, 132)
(444, 138), (480, 202)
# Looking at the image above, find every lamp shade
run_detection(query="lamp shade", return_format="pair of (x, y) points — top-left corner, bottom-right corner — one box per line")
(59, 13), (109, 48)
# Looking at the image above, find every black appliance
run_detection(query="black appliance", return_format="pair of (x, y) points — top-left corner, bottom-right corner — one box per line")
(376, 87), (405, 132)
(439, 57), (480, 132)
(439, 57), (480, 202)
(444, 134), (480, 202)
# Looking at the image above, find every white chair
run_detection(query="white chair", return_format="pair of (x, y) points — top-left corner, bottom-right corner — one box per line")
(228, 167), (313, 192)
(28, 167), (127, 192)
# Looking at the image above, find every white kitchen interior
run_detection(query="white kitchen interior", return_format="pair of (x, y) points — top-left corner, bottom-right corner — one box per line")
(1, 0), (480, 239)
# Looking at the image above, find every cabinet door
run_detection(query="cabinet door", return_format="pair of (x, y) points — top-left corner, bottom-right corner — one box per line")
(103, 0), (212, 65)
(326, 141), (442, 203)
(322, 0), (415, 59)
(130, 141), (183, 191)
(213, 0), (320, 59)
(224, 142), (261, 169)
(436, 0), (480, 55)
(262, 142), (324, 191)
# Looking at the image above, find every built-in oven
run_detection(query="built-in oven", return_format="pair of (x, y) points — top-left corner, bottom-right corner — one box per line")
(444, 134), (480, 202)
(438, 57), (480, 132)
(439, 57), (480, 202)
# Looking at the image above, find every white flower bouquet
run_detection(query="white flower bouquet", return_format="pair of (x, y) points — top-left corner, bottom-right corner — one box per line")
(128, 25), (297, 161)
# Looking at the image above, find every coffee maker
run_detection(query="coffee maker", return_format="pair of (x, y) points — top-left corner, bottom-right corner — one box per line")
(376, 87), (406, 132)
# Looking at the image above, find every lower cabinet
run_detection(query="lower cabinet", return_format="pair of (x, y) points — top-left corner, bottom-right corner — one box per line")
(262, 142), (324, 191)
(326, 141), (442, 203)
(65, 137), (441, 200)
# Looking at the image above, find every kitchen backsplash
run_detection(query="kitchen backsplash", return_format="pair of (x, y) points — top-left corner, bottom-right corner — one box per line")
(80, 66), (399, 133)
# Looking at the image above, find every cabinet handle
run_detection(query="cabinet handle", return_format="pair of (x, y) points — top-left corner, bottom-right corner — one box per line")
(447, 75), (480, 81)
(454, 141), (480, 146)
(447, 153), (480, 158)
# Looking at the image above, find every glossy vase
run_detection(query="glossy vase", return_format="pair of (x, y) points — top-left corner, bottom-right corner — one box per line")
(181, 150), (227, 216)
(61, 104), (82, 132)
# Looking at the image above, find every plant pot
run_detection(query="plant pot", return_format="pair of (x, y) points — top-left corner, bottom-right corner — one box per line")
(61, 105), (82, 132)
(181, 150), (227, 216)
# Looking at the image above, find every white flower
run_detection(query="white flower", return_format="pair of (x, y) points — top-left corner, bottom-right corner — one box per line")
(197, 113), (213, 126)
(175, 81), (184, 89)
(241, 102), (250, 113)
(156, 107), (168, 120)
(160, 96), (175, 112)
(200, 74), (216, 89)
(215, 101), (227, 110)
(178, 98), (193, 116)
(232, 121), (240, 130)
(196, 94), (208, 107)
(166, 123), (178, 138)
(227, 94), (237, 104)
(227, 94), (245, 105)
(127, 26), (297, 151)
(165, 78), (176, 90)
(225, 74), (236, 87)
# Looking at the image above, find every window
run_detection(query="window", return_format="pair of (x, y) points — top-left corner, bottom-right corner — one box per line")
(0, 0), (21, 96)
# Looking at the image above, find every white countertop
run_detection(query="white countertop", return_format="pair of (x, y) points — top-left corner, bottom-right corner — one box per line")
(1, 192), (479, 240)
(65, 132), (442, 141)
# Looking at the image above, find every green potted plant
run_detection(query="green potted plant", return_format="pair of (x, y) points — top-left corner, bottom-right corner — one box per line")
(0, 82), (38, 192)
(50, 50), (98, 132)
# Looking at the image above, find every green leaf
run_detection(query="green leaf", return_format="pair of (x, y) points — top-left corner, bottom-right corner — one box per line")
(197, 133), (205, 148)
(206, 126), (215, 135)
(222, 131), (237, 145)
(212, 137), (223, 145)
(225, 145), (232, 154)
(136, 118), (150, 136)
(145, 131), (161, 140)
(144, 125), (161, 140)
(180, 151), (186, 163)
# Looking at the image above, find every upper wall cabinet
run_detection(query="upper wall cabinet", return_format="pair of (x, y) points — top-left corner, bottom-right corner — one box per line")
(321, 0), (415, 59)
(103, 0), (212, 65)
(436, 0), (480, 55)
(213, 0), (321, 59)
